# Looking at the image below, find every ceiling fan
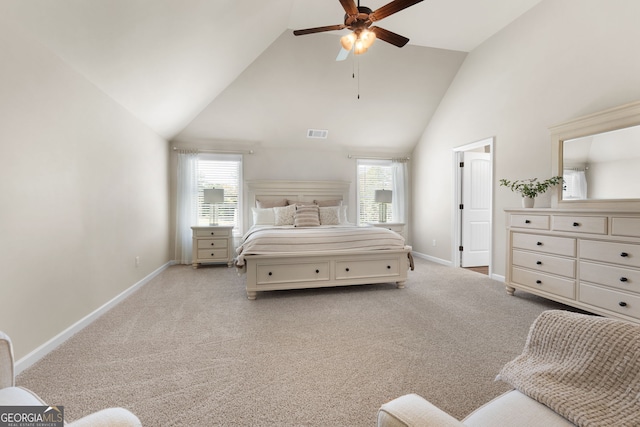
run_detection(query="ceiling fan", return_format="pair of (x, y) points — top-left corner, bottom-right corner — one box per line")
(293, 0), (424, 59)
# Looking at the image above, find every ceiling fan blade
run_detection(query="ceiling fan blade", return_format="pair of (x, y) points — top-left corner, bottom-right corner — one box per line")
(336, 47), (351, 61)
(370, 26), (410, 47)
(293, 24), (346, 36)
(339, 0), (359, 15)
(370, 0), (424, 22)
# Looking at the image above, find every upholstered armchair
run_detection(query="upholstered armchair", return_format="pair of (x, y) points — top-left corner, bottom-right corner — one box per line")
(0, 331), (141, 427)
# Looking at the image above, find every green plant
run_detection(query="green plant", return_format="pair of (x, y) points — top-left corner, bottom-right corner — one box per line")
(499, 176), (563, 198)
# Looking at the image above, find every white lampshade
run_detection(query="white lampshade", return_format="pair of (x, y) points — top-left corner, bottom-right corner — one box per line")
(204, 188), (224, 203)
(375, 190), (392, 203)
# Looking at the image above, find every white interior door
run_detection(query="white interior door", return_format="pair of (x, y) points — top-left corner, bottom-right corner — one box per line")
(461, 151), (491, 267)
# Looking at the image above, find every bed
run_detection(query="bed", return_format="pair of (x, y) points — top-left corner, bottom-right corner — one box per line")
(237, 180), (413, 300)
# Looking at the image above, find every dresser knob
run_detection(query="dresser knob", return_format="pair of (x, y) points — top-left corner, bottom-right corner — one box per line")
(210, 253), (215, 256)
(210, 232), (215, 235)
(620, 277), (628, 282)
(315, 269), (320, 273)
(525, 220), (531, 224)
(536, 280), (542, 284)
(268, 272), (272, 276)
(387, 265), (391, 269)
(536, 261), (542, 265)
(345, 268), (350, 272)
(620, 252), (629, 257)
(619, 301), (627, 307)
(536, 242), (543, 246)
(211, 243), (215, 246)
(573, 222), (580, 227)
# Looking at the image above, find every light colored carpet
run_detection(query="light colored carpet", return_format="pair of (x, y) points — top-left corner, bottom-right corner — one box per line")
(17, 258), (579, 426)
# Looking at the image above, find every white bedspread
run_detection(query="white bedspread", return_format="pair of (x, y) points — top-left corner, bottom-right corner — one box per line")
(235, 225), (407, 267)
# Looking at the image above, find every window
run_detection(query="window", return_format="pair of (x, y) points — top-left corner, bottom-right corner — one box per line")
(357, 159), (394, 223)
(196, 154), (242, 231)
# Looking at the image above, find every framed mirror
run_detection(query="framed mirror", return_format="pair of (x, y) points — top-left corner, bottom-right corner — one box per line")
(550, 100), (640, 209)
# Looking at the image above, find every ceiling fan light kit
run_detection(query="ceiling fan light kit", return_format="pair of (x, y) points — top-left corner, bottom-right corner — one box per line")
(293, 0), (423, 56)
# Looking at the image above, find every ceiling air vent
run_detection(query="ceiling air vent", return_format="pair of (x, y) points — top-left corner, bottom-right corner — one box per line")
(307, 129), (328, 139)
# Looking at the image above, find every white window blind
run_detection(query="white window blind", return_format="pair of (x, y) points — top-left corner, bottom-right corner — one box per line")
(197, 154), (242, 230)
(357, 159), (393, 223)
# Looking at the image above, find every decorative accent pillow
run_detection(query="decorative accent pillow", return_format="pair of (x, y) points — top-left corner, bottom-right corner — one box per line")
(319, 206), (341, 225)
(294, 205), (320, 227)
(340, 205), (349, 224)
(274, 204), (296, 225)
(251, 207), (275, 225)
(256, 198), (287, 208)
(314, 199), (342, 207)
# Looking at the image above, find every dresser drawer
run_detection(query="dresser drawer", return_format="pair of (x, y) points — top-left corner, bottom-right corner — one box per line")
(196, 238), (229, 249)
(579, 240), (640, 268)
(197, 248), (229, 260)
(579, 261), (640, 292)
(256, 262), (330, 285)
(611, 217), (640, 238)
(336, 258), (400, 280)
(552, 215), (607, 234)
(510, 214), (550, 230)
(512, 250), (575, 278)
(579, 283), (640, 319)
(511, 267), (575, 299)
(512, 232), (576, 257)
(194, 228), (231, 237)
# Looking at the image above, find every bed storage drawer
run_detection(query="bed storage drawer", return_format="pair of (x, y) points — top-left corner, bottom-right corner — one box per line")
(256, 262), (330, 285)
(335, 258), (400, 280)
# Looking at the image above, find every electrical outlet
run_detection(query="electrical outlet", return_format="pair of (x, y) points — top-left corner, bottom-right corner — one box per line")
(432, 239), (436, 247)
(135, 256), (140, 267)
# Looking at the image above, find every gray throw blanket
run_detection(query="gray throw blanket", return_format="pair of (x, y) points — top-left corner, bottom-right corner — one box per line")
(497, 310), (640, 427)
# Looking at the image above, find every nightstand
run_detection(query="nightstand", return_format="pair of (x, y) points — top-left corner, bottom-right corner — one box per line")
(191, 226), (234, 268)
(366, 222), (405, 237)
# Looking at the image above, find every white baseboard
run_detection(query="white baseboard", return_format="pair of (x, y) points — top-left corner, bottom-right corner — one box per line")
(491, 274), (505, 282)
(15, 261), (173, 375)
(411, 251), (452, 267)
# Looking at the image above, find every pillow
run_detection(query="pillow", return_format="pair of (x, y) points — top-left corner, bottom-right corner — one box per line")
(294, 205), (320, 227)
(314, 199), (342, 207)
(256, 198), (287, 208)
(340, 205), (349, 224)
(319, 206), (341, 225)
(274, 204), (296, 226)
(251, 207), (275, 225)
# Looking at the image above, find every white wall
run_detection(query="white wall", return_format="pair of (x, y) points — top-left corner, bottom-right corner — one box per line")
(0, 17), (170, 359)
(411, 0), (640, 275)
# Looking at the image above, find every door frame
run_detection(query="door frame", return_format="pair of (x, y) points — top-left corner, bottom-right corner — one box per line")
(452, 137), (494, 276)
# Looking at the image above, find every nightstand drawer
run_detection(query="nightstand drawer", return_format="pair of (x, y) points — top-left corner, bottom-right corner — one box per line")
(196, 238), (229, 249)
(197, 248), (229, 260)
(195, 229), (231, 237)
(512, 250), (575, 278)
(512, 232), (576, 257)
(552, 215), (607, 234)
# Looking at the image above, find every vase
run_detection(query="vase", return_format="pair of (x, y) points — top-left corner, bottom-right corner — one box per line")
(522, 197), (535, 208)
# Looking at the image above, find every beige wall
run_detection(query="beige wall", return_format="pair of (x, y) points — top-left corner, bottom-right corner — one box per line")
(411, 0), (640, 276)
(0, 17), (170, 359)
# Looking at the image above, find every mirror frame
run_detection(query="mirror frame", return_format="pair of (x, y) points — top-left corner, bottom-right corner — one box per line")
(550, 100), (640, 209)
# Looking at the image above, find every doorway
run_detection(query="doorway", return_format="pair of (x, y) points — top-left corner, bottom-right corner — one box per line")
(452, 137), (494, 277)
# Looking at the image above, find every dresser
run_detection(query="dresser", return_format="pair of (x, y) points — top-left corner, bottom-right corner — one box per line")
(505, 209), (640, 324)
(191, 226), (234, 268)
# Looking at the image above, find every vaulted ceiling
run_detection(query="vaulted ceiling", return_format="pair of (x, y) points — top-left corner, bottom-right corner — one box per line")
(1, 0), (542, 153)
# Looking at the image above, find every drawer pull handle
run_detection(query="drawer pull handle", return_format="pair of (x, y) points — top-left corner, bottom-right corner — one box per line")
(268, 272), (272, 276)
(387, 265), (391, 269)
(525, 220), (531, 224)
(210, 232), (215, 235)
(210, 253), (215, 256)
(536, 242), (543, 246)
(211, 243), (215, 246)
(619, 301), (627, 307)
(536, 280), (542, 284)
(345, 268), (350, 272)
(315, 269), (320, 273)
(620, 277), (629, 282)
(536, 261), (542, 265)
(620, 252), (629, 258)
(573, 222), (580, 227)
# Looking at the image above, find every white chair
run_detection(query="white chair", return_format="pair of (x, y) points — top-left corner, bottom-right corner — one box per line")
(0, 331), (141, 427)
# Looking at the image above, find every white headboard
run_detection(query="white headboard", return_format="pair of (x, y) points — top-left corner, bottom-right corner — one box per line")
(244, 180), (350, 230)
